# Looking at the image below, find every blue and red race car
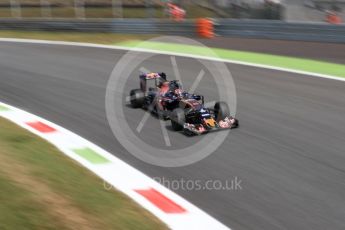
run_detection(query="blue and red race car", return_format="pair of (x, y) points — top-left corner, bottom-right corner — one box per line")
(129, 72), (238, 135)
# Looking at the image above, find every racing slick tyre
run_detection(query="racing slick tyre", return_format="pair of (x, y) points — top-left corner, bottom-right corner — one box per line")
(214, 102), (230, 121)
(171, 108), (185, 131)
(130, 89), (145, 108)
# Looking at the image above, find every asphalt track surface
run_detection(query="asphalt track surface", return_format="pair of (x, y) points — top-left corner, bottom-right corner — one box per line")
(1, 41), (345, 230)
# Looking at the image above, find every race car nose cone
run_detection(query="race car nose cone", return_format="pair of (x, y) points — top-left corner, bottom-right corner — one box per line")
(204, 118), (216, 128)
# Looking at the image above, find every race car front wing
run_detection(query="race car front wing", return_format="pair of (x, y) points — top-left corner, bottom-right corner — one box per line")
(183, 117), (238, 135)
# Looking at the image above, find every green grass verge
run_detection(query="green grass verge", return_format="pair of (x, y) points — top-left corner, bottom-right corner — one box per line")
(0, 117), (167, 230)
(116, 40), (345, 78)
(0, 30), (157, 44)
(0, 173), (66, 230)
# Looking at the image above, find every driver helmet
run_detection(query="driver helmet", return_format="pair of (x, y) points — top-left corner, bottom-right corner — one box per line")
(169, 80), (181, 91)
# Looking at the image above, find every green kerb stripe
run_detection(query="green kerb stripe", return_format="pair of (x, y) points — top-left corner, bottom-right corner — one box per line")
(0, 105), (9, 111)
(73, 147), (110, 164)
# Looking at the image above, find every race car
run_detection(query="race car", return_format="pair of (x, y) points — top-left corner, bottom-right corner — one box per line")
(129, 72), (239, 135)
(129, 72), (204, 119)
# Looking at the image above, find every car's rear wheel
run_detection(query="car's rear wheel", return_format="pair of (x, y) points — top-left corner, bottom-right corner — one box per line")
(130, 89), (144, 108)
(171, 108), (185, 131)
(214, 101), (230, 121)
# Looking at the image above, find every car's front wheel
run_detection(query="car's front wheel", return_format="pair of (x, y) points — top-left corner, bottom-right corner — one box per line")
(170, 108), (185, 131)
(214, 101), (230, 121)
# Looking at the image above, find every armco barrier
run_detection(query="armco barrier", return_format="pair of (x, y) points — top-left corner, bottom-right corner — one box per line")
(215, 19), (345, 43)
(0, 19), (196, 36)
(0, 19), (344, 43)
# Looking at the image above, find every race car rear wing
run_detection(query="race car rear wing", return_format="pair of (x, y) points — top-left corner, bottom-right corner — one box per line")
(140, 72), (161, 80)
(139, 72), (167, 92)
